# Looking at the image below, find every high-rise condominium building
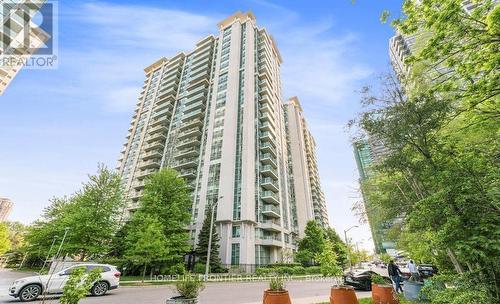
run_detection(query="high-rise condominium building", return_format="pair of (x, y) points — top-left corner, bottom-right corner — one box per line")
(117, 12), (330, 267)
(0, 0), (49, 95)
(353, 139), (395, 253)
(0, 197), (13, 221)
(283, 97), (329, 234)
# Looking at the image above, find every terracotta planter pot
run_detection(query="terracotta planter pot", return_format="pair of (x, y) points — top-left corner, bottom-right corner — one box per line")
(371, 284), (399, 304)
(330, 285), (359, 304)
(263, 289), (291, 304)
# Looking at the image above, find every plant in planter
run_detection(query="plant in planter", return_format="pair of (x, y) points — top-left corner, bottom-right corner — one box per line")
(263, 276), (291, 304)
(371, 274), (398, 304)
(315, 241), (358, 304)
(166, 274), (205, 304)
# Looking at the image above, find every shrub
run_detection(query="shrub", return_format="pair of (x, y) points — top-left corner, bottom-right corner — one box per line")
(256, 268), (272, 276)
(266, 262), (302, 268)
(371, 274), (387, 285)
(169, 263), (186, 275)
(193, 263), (205, 274)
(305, 266), (321, 274)
(174, 274), (205, 299)
(291, 266), (306, 275)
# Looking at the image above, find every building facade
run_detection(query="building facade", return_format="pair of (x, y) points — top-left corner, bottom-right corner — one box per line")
(0, 0), (49, 95)
(0, 197), (13, 222)
(353, 139), (395, 254)
(283, 97), (329, 234)
(117, 12), (330, 267)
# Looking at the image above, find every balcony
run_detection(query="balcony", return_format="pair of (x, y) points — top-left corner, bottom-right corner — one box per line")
(259, 112), (275, 124)
(185, 92), (206, 107)
(259, 64), (271, 78)
(136, 169), (157, 179)
(177, 137), (201, 149)
(262, 205), (281, 218)
(260, 153), (277, 168)
(133, 180), (146, 190)
(139, 159), (161, 170)
(150, 118), (165, 127)
(259, 94), (273, 106)
(143, 141), (164, 151)
(190, 69), (209, 83)
(259, 86), (271, 98)
(148, 124), (167, 135)
(171, 158), (198, 170)
(152, 108), (172, 120)
(129, 190), (143, 200)
(261, 190), (279, 205)
(259, 235), (282, 247)
(259, 131), (276, 143)
(178, 127), (202, 141)
(185, 85), (207, 99)
(260, 220), (281, 232)
(259, 143), (276, 157)
(182, 109), (204, 121)
(259, 103), (273, 114)
(259, 121), (273, 132)
(142, 150), (162, 160)
(180, 118), (203, 131)
(184, 100), (205, 114)
(261, 177), (279, 192)
(174, 147), (199, 159)
(261, 165), (278, 180)
(178, 168), (197, 179)
(145, 132), (166, 143)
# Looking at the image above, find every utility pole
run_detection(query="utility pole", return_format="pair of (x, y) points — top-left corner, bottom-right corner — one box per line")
(344, 225), (358, 273)
(205, 197), (222, 278)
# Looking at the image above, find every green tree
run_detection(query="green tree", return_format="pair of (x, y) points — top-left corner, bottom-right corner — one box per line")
(60, 266), (102, 304)
(324, 227), (348, 268)
(195, 203), (223, 272)
(5, 221), (27, 252)
(0, 223), (11, 255)
(124, 215), (168, 281)
(25, 165), (124, 260)
(125, 168), (192, 273)
(295, 221), (326, 266)
(352, 70), (499, 299)
(315, 240), (342, 277)
(392, 0), (499, 116)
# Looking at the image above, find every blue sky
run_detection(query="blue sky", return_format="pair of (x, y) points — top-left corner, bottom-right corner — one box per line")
(0, 0), (403, 251)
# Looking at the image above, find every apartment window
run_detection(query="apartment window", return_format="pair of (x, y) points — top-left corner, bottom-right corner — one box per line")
(231, 243), (240, 265)
(232, 225), (241, 238)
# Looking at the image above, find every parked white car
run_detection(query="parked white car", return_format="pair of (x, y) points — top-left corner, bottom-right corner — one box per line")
(9, 263), (120, 302)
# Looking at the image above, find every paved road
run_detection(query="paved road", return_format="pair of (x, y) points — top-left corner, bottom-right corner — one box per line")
(0, 272), (371, 304)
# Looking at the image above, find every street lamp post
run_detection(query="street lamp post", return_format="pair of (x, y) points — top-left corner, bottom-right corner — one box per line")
(205, 197), (222, 278)
(344, 225), (358, 273)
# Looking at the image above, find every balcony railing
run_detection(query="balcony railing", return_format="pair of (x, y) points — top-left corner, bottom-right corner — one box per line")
(261, 190), (279, 205)
(262, 205), (281, 218)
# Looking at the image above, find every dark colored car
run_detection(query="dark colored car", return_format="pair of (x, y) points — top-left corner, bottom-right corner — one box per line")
(418, 264), (438, 279)
(343, 271), (392, 291)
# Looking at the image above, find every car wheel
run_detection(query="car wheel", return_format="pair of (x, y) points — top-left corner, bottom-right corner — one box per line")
(19, 284), (41, 302)
(91, 281), (109, 296)
(365, 282), (372, 291)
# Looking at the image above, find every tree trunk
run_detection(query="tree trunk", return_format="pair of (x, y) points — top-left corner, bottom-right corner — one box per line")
(447, 248), (463, 274)
(142, 263), (147, 283)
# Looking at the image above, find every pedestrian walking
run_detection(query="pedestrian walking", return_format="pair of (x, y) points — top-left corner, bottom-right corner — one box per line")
(407, 260), (420, 281)
(388, 260), (403, 293)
